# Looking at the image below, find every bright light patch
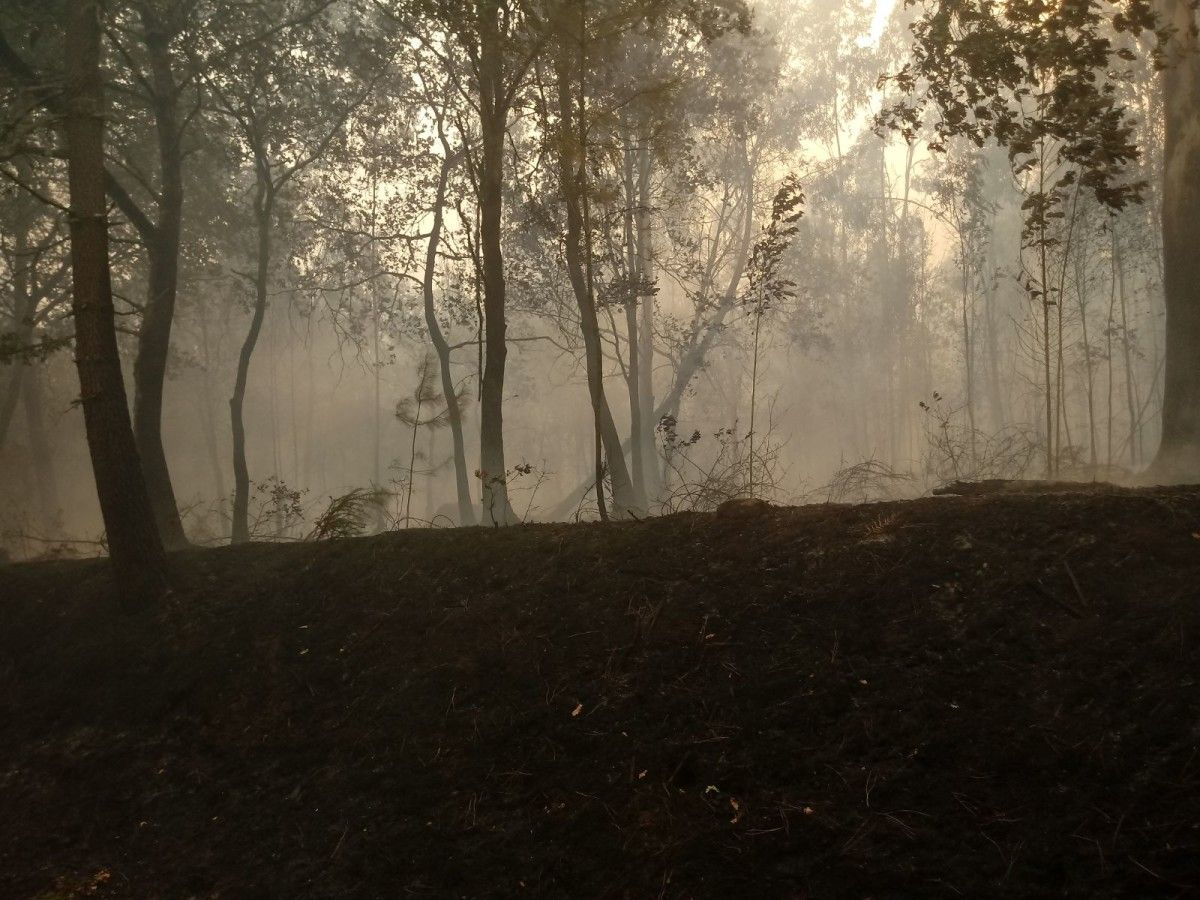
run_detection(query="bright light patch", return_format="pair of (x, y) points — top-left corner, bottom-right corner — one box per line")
(871, 0), (899, 43)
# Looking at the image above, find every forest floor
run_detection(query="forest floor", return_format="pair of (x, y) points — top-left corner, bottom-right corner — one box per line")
(1, 486), (1199, 899)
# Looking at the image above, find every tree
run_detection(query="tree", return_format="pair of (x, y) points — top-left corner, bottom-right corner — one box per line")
(61, 0), (166, 584)
(206, 0), (379, 543)
(543, 0), (641, 519)
(105, 0), (194, 549)
(883, 0), (1200, 479)
(0, 0), (202, 548)
(1154, 0), (1200, 479)
(420, 126), (477, 526)
(436, 0), (538, 525)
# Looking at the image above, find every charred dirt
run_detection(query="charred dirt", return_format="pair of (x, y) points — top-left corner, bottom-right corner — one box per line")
(2, 486), (1199, 898)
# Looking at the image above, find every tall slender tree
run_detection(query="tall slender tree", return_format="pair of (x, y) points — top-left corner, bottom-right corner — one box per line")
(61, 0), (166, 584)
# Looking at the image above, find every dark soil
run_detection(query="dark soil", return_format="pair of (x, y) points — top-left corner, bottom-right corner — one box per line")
(2, 487), (1199, 899)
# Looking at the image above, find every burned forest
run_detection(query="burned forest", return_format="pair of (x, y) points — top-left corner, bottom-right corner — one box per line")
(1, 0), (1198, 897)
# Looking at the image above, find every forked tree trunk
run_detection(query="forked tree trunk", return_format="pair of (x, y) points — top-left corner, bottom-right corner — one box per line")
(63, 0), (166, 585)
(546, 145), (758, 521)
(130, 7), (188, 549)
(1151, 0), (1200, 480)
(554, 33), (639, 520)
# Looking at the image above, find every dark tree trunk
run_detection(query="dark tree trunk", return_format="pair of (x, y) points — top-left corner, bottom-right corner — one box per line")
(197, 309), (227, 520)
(129, 7), (187, 548)
(1150, 0), (1200, 481)
(62, 0), (166, 585)
(546, 151), (757, 521)
(554, 23), (639, 519)
(2, 0), (189, 546)
(424, 151), (476, 526)
(476, 1), (516, 525)
(230, 173), (272, 544)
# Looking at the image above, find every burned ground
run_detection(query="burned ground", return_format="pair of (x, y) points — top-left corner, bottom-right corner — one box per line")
(1, 487), (1198, 898)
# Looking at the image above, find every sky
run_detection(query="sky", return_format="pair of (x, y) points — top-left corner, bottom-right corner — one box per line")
(871, 0), (898, 42)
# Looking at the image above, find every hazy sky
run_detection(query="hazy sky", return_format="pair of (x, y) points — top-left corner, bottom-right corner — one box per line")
(871, 0), (898, 41)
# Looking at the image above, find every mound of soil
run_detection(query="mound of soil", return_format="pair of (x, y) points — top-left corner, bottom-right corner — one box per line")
(1, 486), (1199, 898)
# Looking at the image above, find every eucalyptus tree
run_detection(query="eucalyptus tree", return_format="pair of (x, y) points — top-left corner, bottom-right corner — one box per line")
(97, 0), (204, 548)
(884, 0), (1200, 479)
(539, 0), (645, 519)
(418, 111), (477, 526)
(61, 0), (167, 584)
(394, 0), (548, 525)
(916, 143), (995, 455)
(204, 0), (386, 543)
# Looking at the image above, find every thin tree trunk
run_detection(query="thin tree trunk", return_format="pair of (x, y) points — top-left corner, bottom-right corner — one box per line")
(230, 173), (273, 544)
(1074, 244), (1098, 468)
(197, 308), (227, 529)
(63, 0), (166, 585)
(957, 235), (976, 463)
(635, 141), (657, 500)
(747, 307), (763, 497)
(130, 6), (188, 549)
(621, 133), (646, 508)
(547, 145), (757, 521)
(553, 14), (639, 519)
(424, 150), (476, 526)
(1113, 225), (1140, 468)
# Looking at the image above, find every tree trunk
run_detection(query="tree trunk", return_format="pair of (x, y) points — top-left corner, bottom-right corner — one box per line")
(1113, 225), (1140, 467)
(635, 142), (658, 500)
(621, 135), (646, 508)
(198, 308), (227, 520)
(1151, 0), (1200, 480)
(546, 149), (757, 521)
(424, 152), (476, 526)
(475, 2), (517, 525)
(63, 0), (166, 585)
(230, 175), (272, 544)
(1073, 242), (1098, 468)
(130, 6), (188, 549)
(554, 31), (639, 519)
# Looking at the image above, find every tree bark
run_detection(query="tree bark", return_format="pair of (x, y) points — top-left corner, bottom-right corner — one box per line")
(1151, 0), (1200, 480)
(547, 149), (757, 521)
(621, 135), (646, 508)
(63, 0), (166, 585)
(474, 1), (517, 525)
(635, 141), (658, 500)
(130, 5), (188, 549)
(229, 172), (272, 544)
(424, 151), (477, 526)
(554, 19), (639, 519)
